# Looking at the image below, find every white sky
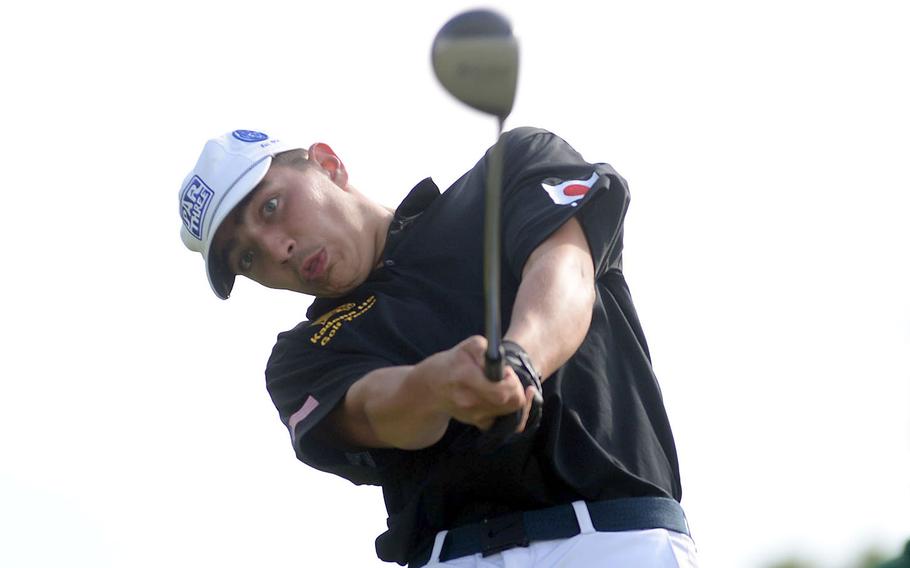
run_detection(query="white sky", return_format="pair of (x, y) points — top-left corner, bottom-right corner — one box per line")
(2, 1), (908, 567)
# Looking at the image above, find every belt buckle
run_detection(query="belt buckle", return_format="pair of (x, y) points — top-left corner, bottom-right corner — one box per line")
(479, 512), (529, 557)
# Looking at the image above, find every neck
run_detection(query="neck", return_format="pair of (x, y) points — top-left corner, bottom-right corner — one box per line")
(354, 191), (394, 269)
(372, 205), (395, 267)
(345, 183), (395, 270)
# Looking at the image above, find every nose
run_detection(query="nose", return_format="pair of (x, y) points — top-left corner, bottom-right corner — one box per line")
(265, 233), (296, 264)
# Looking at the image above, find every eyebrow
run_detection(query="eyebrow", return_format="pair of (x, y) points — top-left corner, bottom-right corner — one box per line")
(232, 183), (263, 224)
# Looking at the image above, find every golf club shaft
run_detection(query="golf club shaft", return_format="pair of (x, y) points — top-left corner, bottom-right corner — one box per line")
(484, 119), (506, 382)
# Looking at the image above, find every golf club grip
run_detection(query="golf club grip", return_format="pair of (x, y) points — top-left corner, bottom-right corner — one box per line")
(480, 353), (518, 453)
(484, 347), (504, 381)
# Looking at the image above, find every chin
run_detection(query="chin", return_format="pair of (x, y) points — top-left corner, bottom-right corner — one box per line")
(319, 279), (361, 299)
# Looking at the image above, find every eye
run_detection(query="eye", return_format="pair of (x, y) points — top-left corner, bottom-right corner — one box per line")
(263, 197), (279, 215)
(239, 250), (254, 273)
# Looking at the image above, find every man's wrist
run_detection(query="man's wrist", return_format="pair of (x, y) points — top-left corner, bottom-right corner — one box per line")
(501, 340), (543, 396)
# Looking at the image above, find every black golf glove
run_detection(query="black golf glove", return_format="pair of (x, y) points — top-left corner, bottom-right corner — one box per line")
(476, 340), (544, 453)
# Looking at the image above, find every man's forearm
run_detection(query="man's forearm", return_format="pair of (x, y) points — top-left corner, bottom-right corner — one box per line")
(504, 218), (595, 379)
(333, 337), (530, 450)
(342, 364), (451, 450)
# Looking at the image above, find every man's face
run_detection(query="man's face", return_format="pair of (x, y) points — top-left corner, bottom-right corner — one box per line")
(211, 159), (377, 298)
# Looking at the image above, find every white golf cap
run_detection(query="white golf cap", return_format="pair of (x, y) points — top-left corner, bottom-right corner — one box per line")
(178, 129), (299, 299)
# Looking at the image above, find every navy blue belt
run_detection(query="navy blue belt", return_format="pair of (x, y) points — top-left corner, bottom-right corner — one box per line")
(409, 497), (689, 567)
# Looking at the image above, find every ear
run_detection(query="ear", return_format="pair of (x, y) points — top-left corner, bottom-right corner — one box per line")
(308, 142), (349, 188)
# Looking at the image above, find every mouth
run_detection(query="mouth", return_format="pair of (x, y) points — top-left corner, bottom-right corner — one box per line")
(300, 249), (327, 282)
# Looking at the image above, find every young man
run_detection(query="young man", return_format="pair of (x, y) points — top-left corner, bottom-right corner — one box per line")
(178, 128), (697, 567)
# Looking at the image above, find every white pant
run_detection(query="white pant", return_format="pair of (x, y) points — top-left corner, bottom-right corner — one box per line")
(416, 501), (699, 568)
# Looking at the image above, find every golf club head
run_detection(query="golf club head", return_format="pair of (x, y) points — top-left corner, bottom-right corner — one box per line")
(432, 9), (519, 120)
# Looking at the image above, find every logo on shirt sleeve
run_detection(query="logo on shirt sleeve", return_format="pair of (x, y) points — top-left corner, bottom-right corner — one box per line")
(540, 172), (599, 206)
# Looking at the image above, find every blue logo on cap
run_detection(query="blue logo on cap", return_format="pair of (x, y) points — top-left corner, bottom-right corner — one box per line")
(181, 176), (214, 240)
(232, 130), (269, 143)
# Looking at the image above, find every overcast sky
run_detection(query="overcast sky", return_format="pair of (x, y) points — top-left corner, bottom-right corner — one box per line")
(2, 1), (908, 567)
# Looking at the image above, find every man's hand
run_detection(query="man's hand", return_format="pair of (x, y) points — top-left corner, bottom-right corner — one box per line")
(325, 335), (538, 451)
(423, 335), (537, 432)
(476, 339), (544, 452)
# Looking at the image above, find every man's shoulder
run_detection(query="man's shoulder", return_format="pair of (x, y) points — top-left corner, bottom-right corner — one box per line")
(500, 127), (586, 166)
(268, 297), (350, 360)
(502, 126), (554, 145)
(271, 297), (359, 353)
(268, 318), (317, 367)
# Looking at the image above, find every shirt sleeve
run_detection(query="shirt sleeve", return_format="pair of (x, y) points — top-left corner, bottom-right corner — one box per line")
(498, 127), (631, 279)
(265, 324), (390, 485)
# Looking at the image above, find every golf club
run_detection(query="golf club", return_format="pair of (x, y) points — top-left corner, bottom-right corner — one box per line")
(432, 9), (525, 450)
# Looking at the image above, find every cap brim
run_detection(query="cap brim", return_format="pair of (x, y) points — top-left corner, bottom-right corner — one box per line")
(202, 156), (274, 300)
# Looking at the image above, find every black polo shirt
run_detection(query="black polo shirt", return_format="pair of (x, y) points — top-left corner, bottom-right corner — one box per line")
(265, 127), (681, 564)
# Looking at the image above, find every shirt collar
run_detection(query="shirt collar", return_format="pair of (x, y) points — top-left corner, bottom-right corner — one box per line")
(389, 177), (440, 235)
